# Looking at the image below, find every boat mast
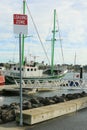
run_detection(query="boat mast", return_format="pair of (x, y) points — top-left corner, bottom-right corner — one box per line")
(22, 0), (26, 65)
(51, 9), (56, 75)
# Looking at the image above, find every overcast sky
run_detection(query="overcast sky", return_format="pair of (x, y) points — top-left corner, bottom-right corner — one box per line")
(0, 0), (87, 65)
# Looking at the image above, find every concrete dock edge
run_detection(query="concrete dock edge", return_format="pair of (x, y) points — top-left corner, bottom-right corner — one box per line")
(16, 97), (87, 125)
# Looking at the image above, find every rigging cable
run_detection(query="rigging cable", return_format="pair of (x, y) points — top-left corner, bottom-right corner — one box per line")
(25, 0), (50, 65)
(56, 14), (65, 64)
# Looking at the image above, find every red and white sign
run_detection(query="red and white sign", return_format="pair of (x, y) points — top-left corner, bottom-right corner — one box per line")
(13, 14), (28, 34)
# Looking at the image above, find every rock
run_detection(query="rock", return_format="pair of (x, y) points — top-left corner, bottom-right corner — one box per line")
(10, 102), (18, 106)
(51, 95), (58, 102)
(1, 109), (15, 123)
(32, 104), (40, 108)
(23, 103), (32, 110)
(13, 105), (20, 110)
(40, 97), (54, 105)
(37, 103), (44, 107)
(38, 97), (45, 104)
(1, 104), (9, 109)
(81, 91), (87, 97)
(53, 97), (64, 103)
(23, 100), (29, 105)
(0, 107), (2, 114)
(0, 119), (3, 124)
(23, 100), (32, 110)
(73, 93), (81, 99)
(30, 98), (40, 104)
(65, 94), (73, 100)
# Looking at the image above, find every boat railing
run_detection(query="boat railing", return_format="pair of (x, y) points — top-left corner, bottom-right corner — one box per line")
(14, 78), (87, 90)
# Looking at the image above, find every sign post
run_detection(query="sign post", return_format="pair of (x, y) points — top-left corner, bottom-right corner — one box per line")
(19, 32), (22, 126)
(13, 14), (28, 126)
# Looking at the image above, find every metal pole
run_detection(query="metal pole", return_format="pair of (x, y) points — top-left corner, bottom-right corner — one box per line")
(22, 0), (26, 65)
(19, 33), (23, 126)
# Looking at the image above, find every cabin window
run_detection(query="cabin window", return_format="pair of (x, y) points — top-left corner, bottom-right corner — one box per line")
(27, 68), (29, 71)
(31, 68), (33, 71)
(14, 67), (16, 70)
(34, 68), (36, 71)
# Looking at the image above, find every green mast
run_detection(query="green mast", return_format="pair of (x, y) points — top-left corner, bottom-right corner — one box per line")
(22, 0), (26, 65)
(51, 9), (56, 75)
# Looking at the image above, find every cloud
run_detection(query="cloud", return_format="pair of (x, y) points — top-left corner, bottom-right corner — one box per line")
(0, 0), (87, 65)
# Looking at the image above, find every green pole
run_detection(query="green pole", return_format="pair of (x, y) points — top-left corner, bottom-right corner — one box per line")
(22, 0), (26, 65)
(51, 9), (56, 75)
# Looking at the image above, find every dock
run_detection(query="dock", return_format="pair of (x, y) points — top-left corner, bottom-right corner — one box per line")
(16, 96), (87, 125)
(0, 84), (37, 95)
(0, 84), (56, 96)
(0, 85), (16, 94)
(0, 78), (87, 96)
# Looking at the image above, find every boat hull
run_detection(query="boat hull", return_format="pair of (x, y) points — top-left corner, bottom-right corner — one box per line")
(5, 73), (66, 85)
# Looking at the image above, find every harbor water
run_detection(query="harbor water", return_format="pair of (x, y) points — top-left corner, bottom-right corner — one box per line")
(0, 72), (87, 106)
